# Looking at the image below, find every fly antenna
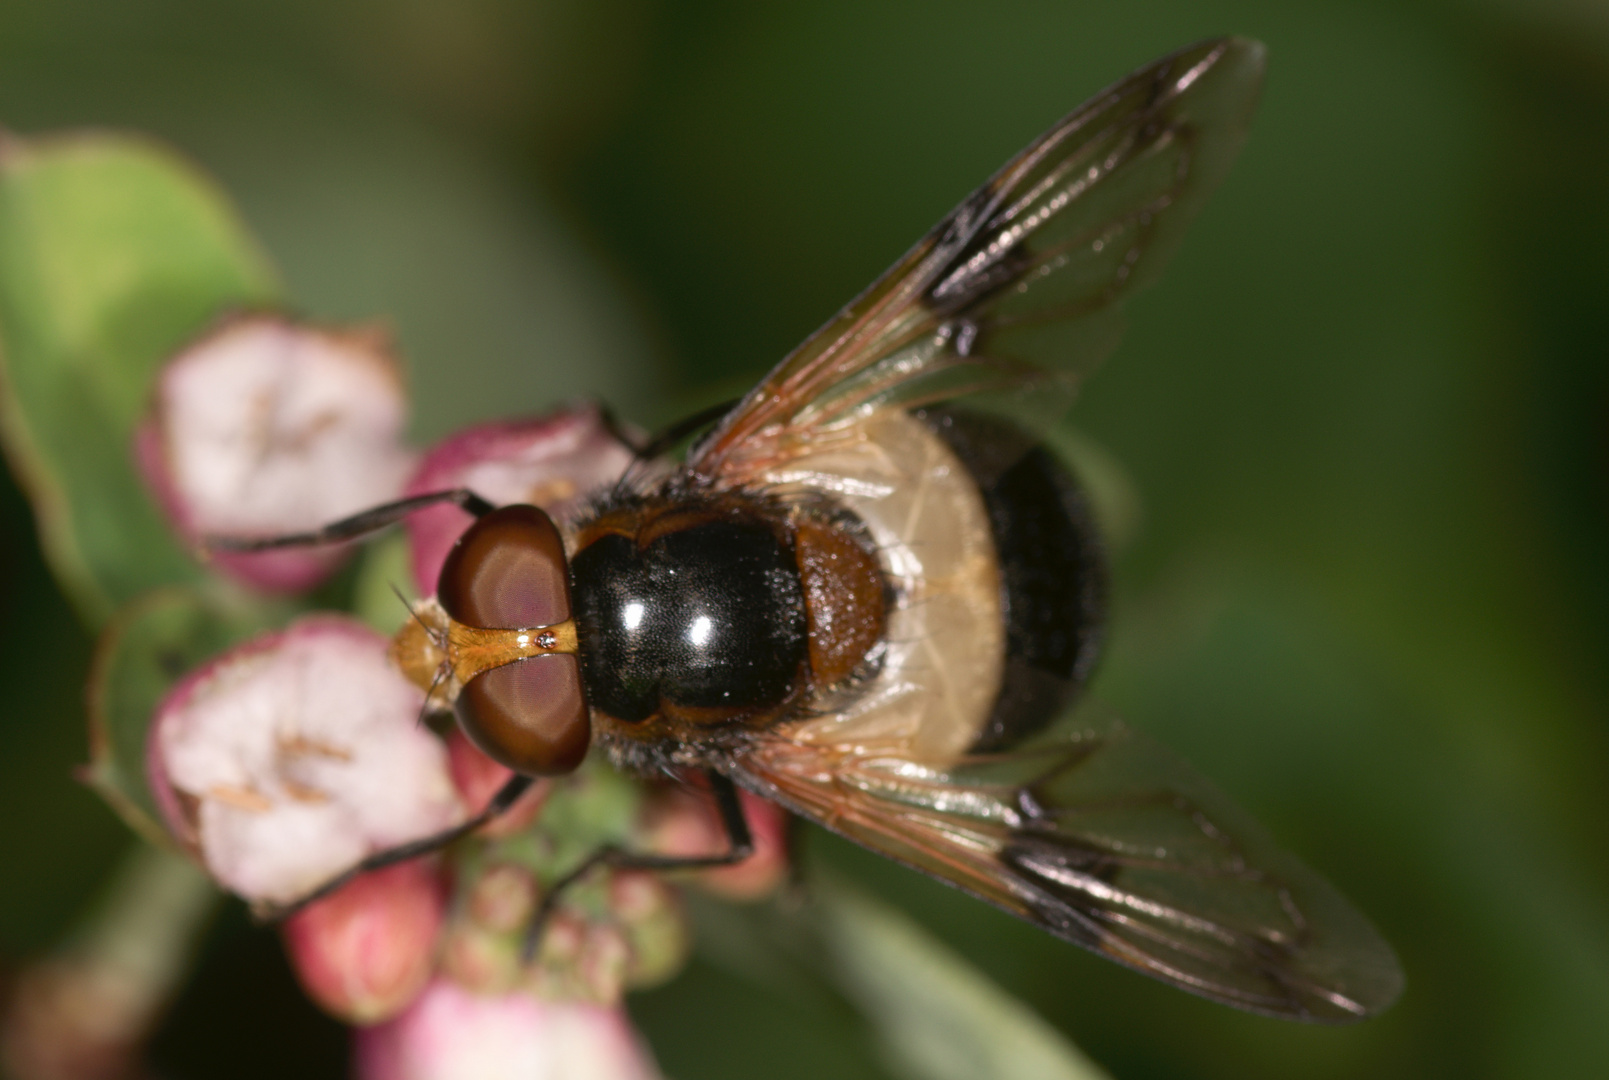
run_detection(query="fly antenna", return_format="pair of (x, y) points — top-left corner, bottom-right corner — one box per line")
(388, 580), (415, 616)
(387, 581), (454, 726)
(418, 663), (450, 728)
(390, 582), (448, 649)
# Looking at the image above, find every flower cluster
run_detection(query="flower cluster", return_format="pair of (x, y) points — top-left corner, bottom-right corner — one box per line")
(134, 314), (786, 1078)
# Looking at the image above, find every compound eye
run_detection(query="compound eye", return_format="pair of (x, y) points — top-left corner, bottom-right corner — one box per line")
(457, 656), (590, 775)
(438, 503), (590, 775)
(438, 504), (571, 629)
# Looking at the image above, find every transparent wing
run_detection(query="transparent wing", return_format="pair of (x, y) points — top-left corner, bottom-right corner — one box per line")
(690, 37), (1265, 487)
(734, 710), (1403, 1022)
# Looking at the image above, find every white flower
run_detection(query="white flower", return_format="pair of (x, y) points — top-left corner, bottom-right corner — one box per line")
(139, 314), (417, 591)
(149, 616), (463, 904)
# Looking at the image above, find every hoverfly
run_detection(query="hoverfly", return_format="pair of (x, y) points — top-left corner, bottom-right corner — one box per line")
(218, 37), (1403, 1022)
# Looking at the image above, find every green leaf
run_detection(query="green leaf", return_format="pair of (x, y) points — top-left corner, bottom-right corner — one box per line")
(0, 132), (279, 627)
(85, 585), (288, 845)
(817, 879), (1112, 1080)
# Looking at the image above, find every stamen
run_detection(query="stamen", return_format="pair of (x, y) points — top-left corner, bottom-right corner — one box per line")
(208, 784), (274, 813)
(278, 733), (353, 761)
(281, 780), (332, 805)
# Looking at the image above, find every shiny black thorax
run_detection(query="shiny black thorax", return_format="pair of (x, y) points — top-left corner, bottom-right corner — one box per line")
(569, 514), (808, 724)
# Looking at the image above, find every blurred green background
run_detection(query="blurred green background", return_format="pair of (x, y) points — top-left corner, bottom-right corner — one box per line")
(1, 1), (1606, 1077)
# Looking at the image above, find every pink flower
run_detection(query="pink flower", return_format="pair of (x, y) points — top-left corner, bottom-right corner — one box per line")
(137, 314), (417, 592)
(402, 407), (636, 594)
(355, 981), (663, 1080)
(147, 616), (464, 905)
(282, 861), (447, 1024)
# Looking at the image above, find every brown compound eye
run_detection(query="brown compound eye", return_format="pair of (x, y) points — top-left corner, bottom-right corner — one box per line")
(439, 503), (571, 630)
(457, 656), (589, 776)
(437, 504), (590, 776)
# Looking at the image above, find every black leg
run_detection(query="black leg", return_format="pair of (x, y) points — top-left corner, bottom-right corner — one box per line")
(521, 770), (754, 961)
(595, 404), (650, 456)
(257, 773), (536, 920)
(614, 398), (742, 495)
(634, 398), (741, 463)
(205, 488), (497, 553)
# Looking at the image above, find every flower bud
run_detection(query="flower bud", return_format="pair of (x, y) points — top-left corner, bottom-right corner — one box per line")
(608, 873), (687, 992)
(137, 314), (417, 592)
(147, 616), (464, 905)
(440, 923), (522, 996)
(403, 406), (636, 594)
(282, 861), (445, 1024)
(578, 924), (629, 1005)
(534, 910), (586, 970)
(467, 864), (538, 934)
(354, 980), (663, 1080)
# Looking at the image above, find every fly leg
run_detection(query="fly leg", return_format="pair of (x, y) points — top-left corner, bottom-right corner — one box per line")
(634, 398), (741, 462)
(613, 398), (741, 493)
(205, 488), (496, 553)
(520, 770), (754, 962)
(256, 773), (536, 920)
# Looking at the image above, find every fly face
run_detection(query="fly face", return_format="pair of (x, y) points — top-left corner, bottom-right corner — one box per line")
(215, 35), (1403, 1022)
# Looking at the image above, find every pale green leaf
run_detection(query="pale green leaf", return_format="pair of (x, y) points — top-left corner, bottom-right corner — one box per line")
(818, 881), (1112, 1080)
(0, 132), (278, 626)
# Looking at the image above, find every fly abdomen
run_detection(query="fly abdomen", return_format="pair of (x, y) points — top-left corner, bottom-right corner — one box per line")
(918, 408), (1107, 751)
